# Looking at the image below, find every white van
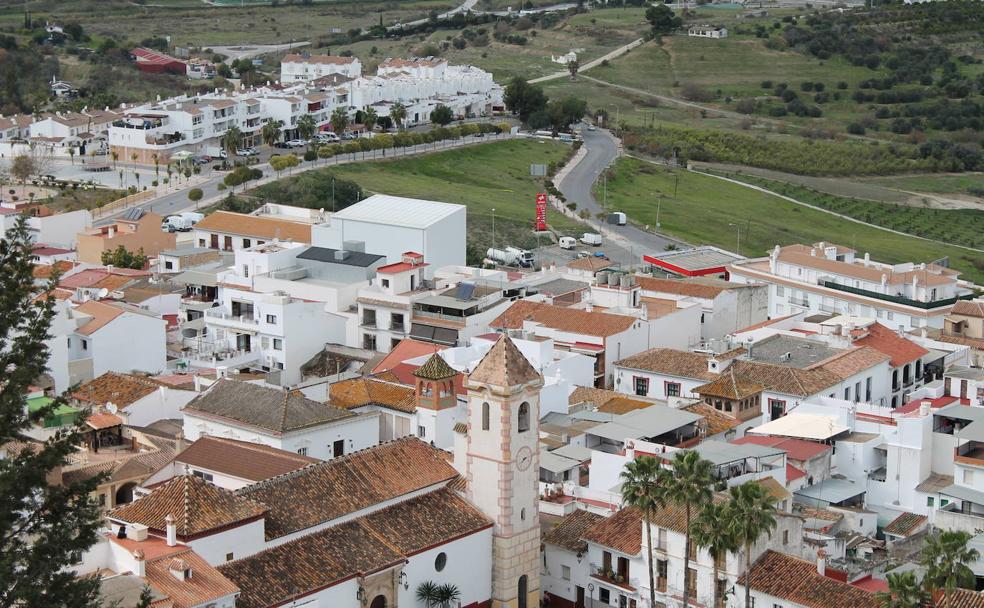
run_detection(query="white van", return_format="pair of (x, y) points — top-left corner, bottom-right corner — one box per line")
(581, 233), (602, 246)
(559, 236), (577, 250)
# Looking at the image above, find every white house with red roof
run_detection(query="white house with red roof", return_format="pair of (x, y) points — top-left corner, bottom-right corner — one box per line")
(279, 53), (362, 82)
(356, 252), (435, 352)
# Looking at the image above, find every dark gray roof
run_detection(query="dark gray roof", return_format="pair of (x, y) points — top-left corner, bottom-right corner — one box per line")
(534, 278), (588, 297)
(183, 379), (355, 435)
(297, 247), (385, 268)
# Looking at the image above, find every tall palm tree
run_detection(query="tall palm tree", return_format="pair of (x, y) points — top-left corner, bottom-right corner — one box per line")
(222, 126), (243, 157)
(620, 455), (667, 608)
(920, 530), (980, 596)
(330, 107), (349, 137)
(665, 450), (713, 608)
(363, 107), (378, 132)
(728, 482), (777, 608)
(691, 501), (737, 608)
(875, 571), (930, 608)
(389, 102), (407, 131)
(296, 114), (316, 148)
(261, 119), (283, 146)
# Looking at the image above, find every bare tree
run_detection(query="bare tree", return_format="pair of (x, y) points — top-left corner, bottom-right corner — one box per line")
(10, 155), (36, 197)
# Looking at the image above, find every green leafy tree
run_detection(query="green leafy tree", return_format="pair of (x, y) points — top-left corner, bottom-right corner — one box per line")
(729, 482), (778, 608)
(187, 187), (204, 207)
(874, 571), (930, 608)
(665, 451), (713, 608)
(0, 218), (107, 607)
(646, 4), (682, 35)
(296, 114), (317, 147)
(920, 530), (980, 595)
(691, 501), (737, 608)
(330, 107), (349, 136)
(101, 245), (148, 269)
(504, 76), (548, 124)
(389, 102), (407, 130)
(567, 57), (579, 81)
(222, 126), (243, 157)
(261, 120), (283, 146)
(363, 107), (378, 132)
(430, 104), (454, 126)
(620, 455), (667, 608)
(317, 145), (334, 164)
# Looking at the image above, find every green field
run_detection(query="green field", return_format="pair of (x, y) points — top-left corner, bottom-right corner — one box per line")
(311, 139), (584, 261)
(596, 157), (984, 283)
(863, 174), (984, 196)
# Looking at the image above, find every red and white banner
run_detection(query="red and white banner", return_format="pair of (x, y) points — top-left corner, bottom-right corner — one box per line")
(534, 193), (547, 231)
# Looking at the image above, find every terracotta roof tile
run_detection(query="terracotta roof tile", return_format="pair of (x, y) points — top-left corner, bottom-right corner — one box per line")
(951, 300), (984, 319)
(73, 300), (126, 335)
(194, 211), (311, 243)
(412, 353), (458, 380)
(543, 509), (605, 553)
(468, 335), (542, 388)
(329, 375), (416, 414)
(175, 436), (318, 482)
(737, 550), (878, 608)
(731, 436), (831, 461)
(582, 507), (643, 555)
(854, 323), (929, 367)
(566, 256), (615, 273)
(110, 475), (266, 538)
(883, 512), (927, 537)
(219, 489), (489, 608)
(145, 548), (239, 608)
(33, 260), (79, 279)
(73, 372), (178, 409)
(684, 402), (741, 436)
(235, 437), (459, 540)
(940, 589), (984, 608)
(616, 348), (720, 381)
(815, 346), (890, 379)
(491, 300), (636, 338)
(635, 276), (740, 299)
(695, 367), (764, 399)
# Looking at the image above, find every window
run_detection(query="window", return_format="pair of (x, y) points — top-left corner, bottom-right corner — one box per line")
(164, 260), (174, 270)
(333, 440), (344, 458)
(599, 589), (611, 604)
(776, 285), (784, 297)
(942, 499), (949, 507)
(518, 402), (530, 433)
(844, 387), (850, 400)
(965, 469), (974, 484)
(297, 447), (308, 456)
(243, 239), (251, 249)
(783, 530), (789, 544)
(482, 402), (490, 430)
(381, 279), (390, 288)
(225, 552), (234, 562)
(192, 470), (214, 482)
(633, 376), (649, 396)
(266, 314), (277, 324)
(665, 381), (681, 398)
(927, 496), (935, 507)
(562, 565), (571, 581)
(273, 338), (283, 351)
(82, 339), (88, 351)
(418, 425), (426, 438)
(67, 337), (71, 348)
(435, 552), (447, 572)
(887, 311), (894, 321)
(865, 377), (872, 402)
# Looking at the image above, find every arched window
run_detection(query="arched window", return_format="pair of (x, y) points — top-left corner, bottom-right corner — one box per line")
(370, 595), (386, 608)
(518, 575), (528, 608)
(518, 402), (530, 433)
(435, 552), (447, 572)
(482, 402), (490, 431)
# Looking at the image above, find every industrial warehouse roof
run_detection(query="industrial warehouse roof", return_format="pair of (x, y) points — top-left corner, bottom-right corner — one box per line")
(329, 194), (464, 229)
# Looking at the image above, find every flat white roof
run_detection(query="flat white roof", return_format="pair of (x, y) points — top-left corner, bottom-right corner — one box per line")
(748, 413), (849, 441)
(331, 194), (464, 229)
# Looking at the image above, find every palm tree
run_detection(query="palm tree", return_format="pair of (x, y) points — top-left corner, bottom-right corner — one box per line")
(363, 107), (378, 132)
(296, 114), (316, 148)
(330, 107), (349, 136)
(620, 455), (667, 608)
(389, 102), (407, 131)
(875, 571), (930, 608)
(111, 150), (118, 169)
(728, 481), (777, 608)
(691, 501), (737, 608)
(664, 450), (713, 608)
(261, 119), (283, 146)
(920, 530), (980, 596)
(223, 126), (243, 157)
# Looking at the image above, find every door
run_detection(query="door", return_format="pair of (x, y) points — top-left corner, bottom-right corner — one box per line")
(236, 333), (251, 352)
(223, 235), (232, 251)
(517, 575), (528, 608)
(333, 439), (344, 458)
(210, 233), (219, 249)
(575, 586), (585, 608)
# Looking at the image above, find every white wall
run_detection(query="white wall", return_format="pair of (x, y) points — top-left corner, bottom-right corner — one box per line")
(189, 519), (266, 565)
(91, 313), (167, 378)
(114, 387), (197, 428)
(649, 303), (702, 350)
(29, 209), (92, 249)
(397, 528), (493, 607)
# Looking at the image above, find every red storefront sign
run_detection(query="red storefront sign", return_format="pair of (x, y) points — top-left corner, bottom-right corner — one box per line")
(534, 193), (547, 231)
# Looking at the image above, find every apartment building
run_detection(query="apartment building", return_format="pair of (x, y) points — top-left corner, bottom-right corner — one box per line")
(193, 210), (314, 252)
(935, 299), (984, 367)
(356, 252), (432, 352)
(279, 53), (362, 83)
(729, 242), (975, 330)
(635, 275), (769, 340)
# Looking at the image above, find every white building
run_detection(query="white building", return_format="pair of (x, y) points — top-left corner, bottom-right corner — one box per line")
(72, 371), (197, 428)
(312, 194), (467, 275)
(688, 24), (728, 38)
(356, 251), (433, 352)
(279, 53), (362, 83)
(729, 242), (975, 331)
(636, 275), (768, 340)
(0, 204), (92, 250)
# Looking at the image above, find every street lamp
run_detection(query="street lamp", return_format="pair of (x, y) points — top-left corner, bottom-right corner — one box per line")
(654, 191), (662, 230)
(728, 222), (741, 255)
(491, 208), (496, 258)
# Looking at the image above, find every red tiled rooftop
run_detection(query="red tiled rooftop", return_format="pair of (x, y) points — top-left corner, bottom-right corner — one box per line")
(373, 338), (446, 377)
(893, 395), (958, 416)
(787, 463), (807, 483)
(851, 576), (889, 593)
(854, 322), (929, 367)
(732, 435), (831, 461)
(376, 261), (428, 274)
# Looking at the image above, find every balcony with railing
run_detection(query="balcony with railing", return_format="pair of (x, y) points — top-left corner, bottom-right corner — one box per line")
(789, 296), (810, 307)
(818, 280), (973, 310)
(205, 308), (259, 331)
(412, 309), (467, 327)
(590, 564), (637, 592)
(955, 442), (984, 468)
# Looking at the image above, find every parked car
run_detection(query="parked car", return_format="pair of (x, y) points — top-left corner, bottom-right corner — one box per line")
(273, 141), (290, 149)
(284, 139), (308, 148)
(587, 124), (597, 131)
(316, 133), (340, 143)
(341, 132), (358, 140)
(236, 148), (258, 157)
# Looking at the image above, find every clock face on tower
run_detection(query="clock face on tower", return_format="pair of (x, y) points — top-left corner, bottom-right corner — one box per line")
(516, 446), (533, 471)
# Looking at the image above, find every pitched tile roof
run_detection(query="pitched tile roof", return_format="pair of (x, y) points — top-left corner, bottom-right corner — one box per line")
(109, 475), (266, 538)
(33, 260), (79, 279)
(756, 476), (792, 503)
(543, 509), (605, 553)
(616, 348), (730, 381)
(883, 512), (927, 537)
(568, 386), (652, 414)
(62, 443), (175, 486)
(175, 436), (318, 482)
(566, 256), (615, 272)
(582, 506), (643, 555)
(728, 359), (844, 398)
(491, 300), (636, 338)
(73, 300), (126, 335)
(468, 334), (542, 388)
(235, 437), (459, 540)
(731, 435), (831, 461)
(372, 338), (446, 377)
(413, 353), (458, 380)
(815, 346), (890, 379)
(695, 367), (764, 399)
(219, 488), (490, 608)
(194, 211), (312, 243)
(951, 300), (984, 319)
(635, 276), (741, 299)
(145, 548), (239, 608)
(184, 379), (355, 435)
(683, 402), (742, 436)
(737, 550), (878, 608)
(940, 589), (984, 608)
(72, 372), (180, 409)
(328, 375), (416, 414)
(854, 322), (929, 367)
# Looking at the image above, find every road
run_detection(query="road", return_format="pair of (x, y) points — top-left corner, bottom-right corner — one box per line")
(528, 38), (644, 84)
(555, 127), (682, 266)
(211, 42), (309, 62)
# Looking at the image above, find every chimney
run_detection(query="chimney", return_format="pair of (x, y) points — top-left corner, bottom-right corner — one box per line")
(165, 514), (177, 546)
(707, 357), (720, 374)
(174, 432), (185, 454)
(863, 252), (870, 267)
(132, 550), (146, 577)
(920, 401), (932, 417)
(168, 558), (191, 581)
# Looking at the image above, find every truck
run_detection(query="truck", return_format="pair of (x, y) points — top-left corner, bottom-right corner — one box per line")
(204, 146), (228, 160)
(161, 215), (194, 232)
(558, 236), (577, 250)
(486, 246), (534, 268)
(580, 233), (602, 246)
(178, 211), (204, 225)
(607, 212), (627, 226)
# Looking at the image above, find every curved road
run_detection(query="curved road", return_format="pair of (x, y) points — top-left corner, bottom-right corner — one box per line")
(556, 128), (680, 261)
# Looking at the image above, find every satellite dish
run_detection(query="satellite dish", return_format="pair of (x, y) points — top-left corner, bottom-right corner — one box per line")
(96, 288), (110, 299)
